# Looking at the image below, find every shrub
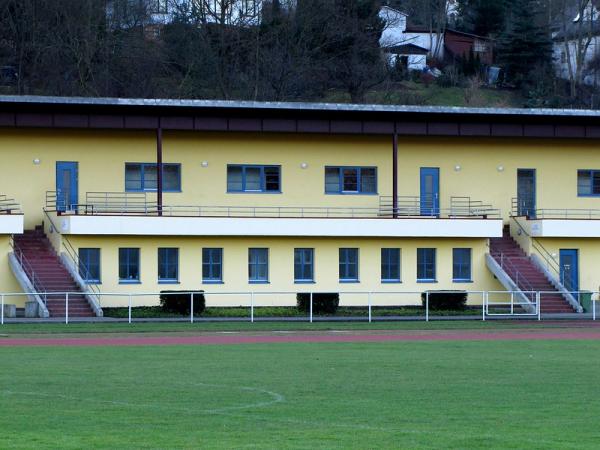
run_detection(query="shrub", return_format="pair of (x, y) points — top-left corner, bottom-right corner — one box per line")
(160, 290), (205, 315)
(421, 291), (467, 311)
(297, 293), (340, 315)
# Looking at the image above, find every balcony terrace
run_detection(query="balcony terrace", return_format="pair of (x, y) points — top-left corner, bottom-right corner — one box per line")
(45, 192), (502, 238)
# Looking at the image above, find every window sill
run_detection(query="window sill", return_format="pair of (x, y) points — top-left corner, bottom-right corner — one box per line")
(340, 280), (360, 284)
(249, 281), (270, 284)
(382, 280), (402, 284)
(295, 280), (316, 284)
(119, 280), (141, 285)
(453, 279), (474, 283)
(325, 192), (378, 196)
(417, 280), (438, 284)
(84, 281), (101, 285)
(203, 280), (224, 285)
(227, 191), (282, 195)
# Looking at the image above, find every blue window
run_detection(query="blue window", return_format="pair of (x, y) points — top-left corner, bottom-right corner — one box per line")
(158, 248), (179, 283)
(294, 248), (314, 283)
(78, 248), (100, 283)
(227, 165), (281, 193)
(203, 248), (223, 283)
(453, 248), (472, 282)
(125, 163), (181, 192)
(417, 248), (436, 282)
(339, 248), (359, 282)
(381, 248), (401, 282)
(249, 248), (269, 283)
(577, 170), (600, 196)
(325, 167), (377, 194)
(119, 248), (140, 283)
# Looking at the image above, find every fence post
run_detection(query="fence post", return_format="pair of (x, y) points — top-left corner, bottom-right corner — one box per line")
(1, 294), (3, 325)
(128, 294), (132, 324)
(65, 292), (69, 325)
(425, 291), (429, 322)
(537, 291), (541, 321)
(250, 292), (254, 323)
(190, 293), (194, 324)
(309, 292), (313, 323)
(594, 296), (596, 321)
(368, 292), (372, 323)
(510, 292), (514, 315)
(482, 291), (486, 321)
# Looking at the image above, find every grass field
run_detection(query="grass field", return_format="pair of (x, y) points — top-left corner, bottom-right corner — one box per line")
(2, 324), (600, 449)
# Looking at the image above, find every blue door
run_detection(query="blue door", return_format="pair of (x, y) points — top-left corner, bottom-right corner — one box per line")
(56, 162), (78, 212)
(420, 168), (439, 216)
(517, 169), (536, 218)
(560, 249), (579, 295)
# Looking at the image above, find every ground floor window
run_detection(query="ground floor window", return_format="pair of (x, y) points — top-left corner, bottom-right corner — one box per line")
(381, 248), (401, 282)
(249, 248), (269, 283)
(78, 248), (100, 283)
(452, 248), (472, 282)
(158, 248), (179, 283)
(294, 248), (314, 283)
(203, 248), (223, 283)
(119, 248), (140, 283)
(339, 248), (359, 282)
(417, 248), (436, 282)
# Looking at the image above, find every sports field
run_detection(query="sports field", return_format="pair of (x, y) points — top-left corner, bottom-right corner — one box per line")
(2, 322), (600, 449)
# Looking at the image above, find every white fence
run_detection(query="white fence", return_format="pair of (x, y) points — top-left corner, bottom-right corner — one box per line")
(0, 290), (598, 324)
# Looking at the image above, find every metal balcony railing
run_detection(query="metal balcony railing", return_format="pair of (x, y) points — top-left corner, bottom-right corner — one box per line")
(0, 195), (21, 214)
(44, 191), (501, 219)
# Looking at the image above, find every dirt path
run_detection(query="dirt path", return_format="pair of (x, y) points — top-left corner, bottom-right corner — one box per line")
(2, 328), (600, 347)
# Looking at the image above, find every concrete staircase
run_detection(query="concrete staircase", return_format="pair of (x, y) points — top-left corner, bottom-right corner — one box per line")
(489, 227), (576, 314)
(12, 229), (96, 318)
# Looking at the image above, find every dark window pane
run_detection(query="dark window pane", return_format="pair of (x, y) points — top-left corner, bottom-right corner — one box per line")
(417, 248), (436, 281)
(119, 248), (140, 281)
(79, 248), (100, 283)
(342, 168), (358, 191)
(227, 166), (243, 191)
(593, 172), (600, 195)
(264, 167), (280, 191)
(453, 248), (471, 281)
(158, 248), (178, 281)
(163, 165), (181, 191)
(325, 167), (340, 193)
(381, 248), (400, 281)
(125, 164), (142, 191)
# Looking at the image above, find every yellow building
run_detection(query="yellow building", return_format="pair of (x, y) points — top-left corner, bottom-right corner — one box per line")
(0, 96), (598, 317)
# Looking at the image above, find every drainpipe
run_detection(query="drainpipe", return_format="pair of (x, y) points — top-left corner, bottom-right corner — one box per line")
(157, 120), (163, 216)
(392, 133), (398, 218)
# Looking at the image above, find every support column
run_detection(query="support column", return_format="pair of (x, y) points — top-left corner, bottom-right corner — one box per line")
(156, 121), (163, 216)
(392, 133), (398, 218)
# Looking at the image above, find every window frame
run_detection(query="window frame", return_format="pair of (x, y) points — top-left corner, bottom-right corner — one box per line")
(381, 248), (402, 283)
(452, 248), (473, 282)
(339, 248), (360, 283)
(125, 162), (181, 193)
(158, 248), (179, 284)
(78, 248), (101, 284)
(417, 248), (436, 283)
(294, 248), (315, 283)
(577, 169), (600, 197)
(202, 248), (224, 284)
(325, 166), (378, 195)
(248, 248), (269, 284)
(227, 164), (281, 193)
(119, 248), (141, 284)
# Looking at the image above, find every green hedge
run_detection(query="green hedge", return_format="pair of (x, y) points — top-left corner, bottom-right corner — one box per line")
(159, 291), (205, 315)
(421, 291), (467, 311)
(297, 293), (340, 314)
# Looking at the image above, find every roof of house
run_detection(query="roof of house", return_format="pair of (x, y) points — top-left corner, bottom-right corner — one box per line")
(0, 95), (599, 139)
(383, 43), (429, 55)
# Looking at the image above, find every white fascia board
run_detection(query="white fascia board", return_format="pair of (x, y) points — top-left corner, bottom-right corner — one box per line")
(529, 220), (600, 238)
(0, 215), (24, 234)
(60, 216), (503, 238)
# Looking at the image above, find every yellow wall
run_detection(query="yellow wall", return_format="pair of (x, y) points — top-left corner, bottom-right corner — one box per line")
(67, 235), (503, 307)
(0, 235), (27, 307)
(2, 128), (600, 229)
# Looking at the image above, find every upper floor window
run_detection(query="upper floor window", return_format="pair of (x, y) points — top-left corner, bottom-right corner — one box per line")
(79, 248), (101, 283)
(227, 165), (281, 193)
(125, 163), (181, 192)
(325, 167), (377, 194)
(452, 248), (472, 282)
(577, 170), (600, 196)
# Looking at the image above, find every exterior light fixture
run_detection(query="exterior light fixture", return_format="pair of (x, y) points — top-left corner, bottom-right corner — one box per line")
(454, 165), (461, 172)
(300, 162), (308, 169)
(201, 161), (209, 168)
(33, 158), (41, 165)
(497, 165), (505, 172)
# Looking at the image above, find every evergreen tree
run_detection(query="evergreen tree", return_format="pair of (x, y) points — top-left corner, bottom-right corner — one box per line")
(458, 0), (509, 37)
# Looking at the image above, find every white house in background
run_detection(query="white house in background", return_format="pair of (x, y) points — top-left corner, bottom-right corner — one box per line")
(379, 6), (444, 71)
(552, 0), (600, 86)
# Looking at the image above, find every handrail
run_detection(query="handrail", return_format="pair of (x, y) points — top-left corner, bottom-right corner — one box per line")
(0, 195), (22, 214)
(490, 252), (535, 300)
(9, 236), (47, 304)
(42, 208), (102, 301)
